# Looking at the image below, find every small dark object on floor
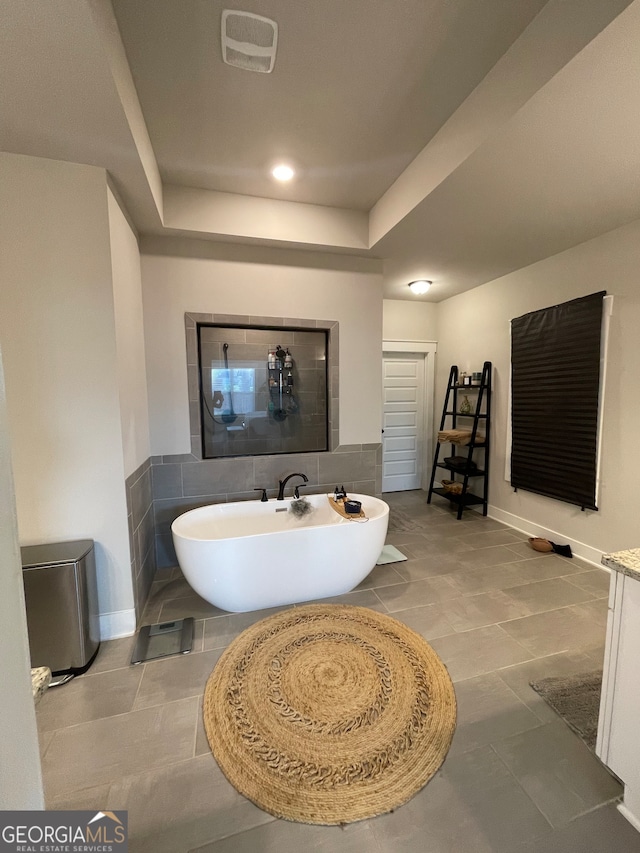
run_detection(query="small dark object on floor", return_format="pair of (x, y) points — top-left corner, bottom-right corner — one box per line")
(551, 542), (573, 557)
(528, 537), (573, 557)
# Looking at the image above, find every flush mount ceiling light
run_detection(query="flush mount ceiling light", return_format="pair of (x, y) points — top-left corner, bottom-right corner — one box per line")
(272, 164), (295, 182)
(221, 10), (278, 73)
(408, 280), (432, 295)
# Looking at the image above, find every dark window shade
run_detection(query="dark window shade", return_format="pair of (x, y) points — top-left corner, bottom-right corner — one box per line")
(510, 291), (605, 510)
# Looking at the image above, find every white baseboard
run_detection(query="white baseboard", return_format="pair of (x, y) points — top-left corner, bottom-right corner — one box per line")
(618, 802), (640, 835)
(99, 608), (136, 641)
(487, 504), (605, 569)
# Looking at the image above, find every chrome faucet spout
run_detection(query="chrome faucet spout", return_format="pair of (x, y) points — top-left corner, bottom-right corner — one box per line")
(277, 472), (309, 501)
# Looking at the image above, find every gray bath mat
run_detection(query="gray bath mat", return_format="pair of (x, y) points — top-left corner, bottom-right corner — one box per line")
(529, 670), (602, 751)
(376, 545), (408, 565)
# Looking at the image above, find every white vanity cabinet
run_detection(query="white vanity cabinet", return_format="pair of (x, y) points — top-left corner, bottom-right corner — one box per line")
(596, 550), (640, 832)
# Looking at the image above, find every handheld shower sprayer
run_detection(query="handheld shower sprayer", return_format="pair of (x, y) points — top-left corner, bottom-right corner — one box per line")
(220, 342), (237, 425)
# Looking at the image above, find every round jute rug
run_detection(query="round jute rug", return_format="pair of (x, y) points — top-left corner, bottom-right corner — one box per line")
(203, 603), (456, 824)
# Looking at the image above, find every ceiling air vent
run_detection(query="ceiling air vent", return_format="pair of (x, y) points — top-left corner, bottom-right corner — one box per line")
(221, 10), (278, 73)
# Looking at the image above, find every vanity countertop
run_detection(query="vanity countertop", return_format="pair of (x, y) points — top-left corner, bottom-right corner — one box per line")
(31, 666), (51, 703)
(601, 548), (640, 582)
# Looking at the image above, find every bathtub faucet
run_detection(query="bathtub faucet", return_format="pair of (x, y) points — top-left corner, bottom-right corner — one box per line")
(277, 472), (308, 501)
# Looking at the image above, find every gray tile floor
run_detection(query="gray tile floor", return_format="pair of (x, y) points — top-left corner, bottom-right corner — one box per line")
(36, 491), (640, 852)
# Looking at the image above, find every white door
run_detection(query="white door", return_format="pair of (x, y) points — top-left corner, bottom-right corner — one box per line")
(382, 355), (426, 492)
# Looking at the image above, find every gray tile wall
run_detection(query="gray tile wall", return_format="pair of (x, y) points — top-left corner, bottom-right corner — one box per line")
(125, 458), (157, 622)
(152, 444), (382, 569)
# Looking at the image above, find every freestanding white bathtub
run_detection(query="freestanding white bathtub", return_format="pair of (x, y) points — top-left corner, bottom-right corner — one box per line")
(171, 493), (389, 612)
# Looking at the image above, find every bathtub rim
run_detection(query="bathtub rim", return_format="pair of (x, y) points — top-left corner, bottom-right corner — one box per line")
(171, 492), (389, 543)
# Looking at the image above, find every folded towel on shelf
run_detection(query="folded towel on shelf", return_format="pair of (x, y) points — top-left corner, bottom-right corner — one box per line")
(444, 455), (478, 472)
(437, 429), (485, 446)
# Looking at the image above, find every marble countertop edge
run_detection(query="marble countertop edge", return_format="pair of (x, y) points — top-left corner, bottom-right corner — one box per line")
(601, 548), (640, 581)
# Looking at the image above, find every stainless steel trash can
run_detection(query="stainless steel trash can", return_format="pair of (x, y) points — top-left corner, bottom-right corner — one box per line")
(21, 539), (100, 676)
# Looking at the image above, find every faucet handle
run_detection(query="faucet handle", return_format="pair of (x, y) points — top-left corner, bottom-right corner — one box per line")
(254, 488), (268, 502)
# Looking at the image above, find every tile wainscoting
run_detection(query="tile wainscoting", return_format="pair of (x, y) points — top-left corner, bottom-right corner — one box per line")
(152, 445), (383, 569)
(125, 458), (157, 622)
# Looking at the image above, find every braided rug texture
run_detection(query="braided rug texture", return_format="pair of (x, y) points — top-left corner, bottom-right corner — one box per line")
(203, 603), (456, 824)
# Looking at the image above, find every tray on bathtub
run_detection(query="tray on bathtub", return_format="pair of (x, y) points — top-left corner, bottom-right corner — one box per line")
(327, 496), (367, 521)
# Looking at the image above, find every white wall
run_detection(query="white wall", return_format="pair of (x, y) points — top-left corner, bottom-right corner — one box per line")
(436, 217), (640, 558)
(0, 153), (135, 633)
(108, 188), (151, 477)
(141, 243), (383, 455)
(163, 185), (368, 250)
(0, 347), (44, 810)
(383, 299), (438, 342)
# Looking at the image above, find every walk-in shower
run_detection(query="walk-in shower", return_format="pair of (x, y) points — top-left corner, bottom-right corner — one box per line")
(197, 324), (329, 458)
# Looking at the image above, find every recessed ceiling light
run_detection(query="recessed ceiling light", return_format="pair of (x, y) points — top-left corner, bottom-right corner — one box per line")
(408, 280), (432, 295)
(272, 164), (295, 182)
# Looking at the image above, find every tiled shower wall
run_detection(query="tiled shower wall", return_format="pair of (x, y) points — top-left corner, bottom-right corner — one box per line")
(199, 325), (329, 457)
(185, 312), (340, 457)
(151, 312), (381, 569)
(125, 458), (156, 622)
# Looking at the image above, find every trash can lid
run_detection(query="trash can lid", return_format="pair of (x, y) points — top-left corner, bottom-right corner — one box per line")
(21, 539), (94, 568)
